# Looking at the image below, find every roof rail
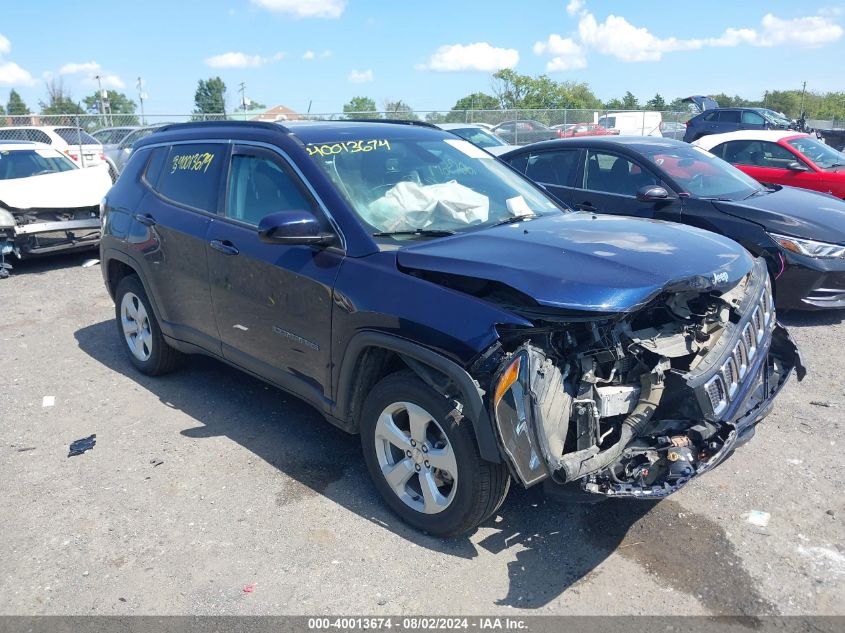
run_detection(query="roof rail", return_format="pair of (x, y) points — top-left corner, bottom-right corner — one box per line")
(156, 120), (291, 134)
(343, 118), (439, 129)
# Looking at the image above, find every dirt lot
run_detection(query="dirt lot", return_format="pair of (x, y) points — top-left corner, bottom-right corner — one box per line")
(1, 252), (843, 616)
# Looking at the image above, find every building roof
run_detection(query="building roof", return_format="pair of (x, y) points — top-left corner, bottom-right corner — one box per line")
(251, 105), (302, 122)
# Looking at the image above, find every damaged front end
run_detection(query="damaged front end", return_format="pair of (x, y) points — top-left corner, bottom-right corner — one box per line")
(0, 202), (101, 271)
(487, 257), (805, 497)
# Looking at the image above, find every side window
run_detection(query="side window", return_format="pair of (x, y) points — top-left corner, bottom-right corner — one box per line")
(741, 111), (765, 125)
(719, 140), (756, 163)
(584, 150), (657, 196)
(717, 110), (741, 123)
(142, 146), (168, 186)
(150, 143), (225, 213)
(0, 129), (27, 141)
(506, 153), (529, 174)
(226, 149), (318, 226)
(701, 112), (717, 122)
(525, 149), (579, 186)
(757, 142), (802, 169)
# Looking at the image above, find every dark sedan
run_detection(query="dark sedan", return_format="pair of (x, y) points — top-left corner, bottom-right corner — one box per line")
(501, 137), (845, 310)
(491, 119), (560, 145)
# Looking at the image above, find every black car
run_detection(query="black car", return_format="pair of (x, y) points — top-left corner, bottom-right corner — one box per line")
(491, 119), (560, 145)
(683, 107), (794, 143)
(100, 120), (801, 536)
(501, 137), (845, 310)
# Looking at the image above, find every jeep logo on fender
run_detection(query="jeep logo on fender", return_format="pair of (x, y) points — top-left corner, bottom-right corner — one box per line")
(713, 271), (730, 285)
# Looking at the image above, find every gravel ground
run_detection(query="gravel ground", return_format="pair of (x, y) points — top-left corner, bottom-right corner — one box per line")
(0, 252), (843, 616)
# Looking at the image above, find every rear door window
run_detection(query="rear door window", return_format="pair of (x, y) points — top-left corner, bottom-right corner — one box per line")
(525, 149), (580, 187)
(148, 143), (226, 213)
(54, 128), (101, 145)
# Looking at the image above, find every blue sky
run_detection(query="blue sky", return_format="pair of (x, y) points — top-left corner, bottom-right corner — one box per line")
(0, 0), (843, 115)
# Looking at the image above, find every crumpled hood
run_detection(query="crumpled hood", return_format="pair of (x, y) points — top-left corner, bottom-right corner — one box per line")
(0, 165), (111, 210)
(714, 186), (845, 242)
(397, 213), (754, 313)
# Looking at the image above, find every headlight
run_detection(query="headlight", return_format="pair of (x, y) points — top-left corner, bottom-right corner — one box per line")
(769, 232), (845, 259)
(0, 206), (16, 230)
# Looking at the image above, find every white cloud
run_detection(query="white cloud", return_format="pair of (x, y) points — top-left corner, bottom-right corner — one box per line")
(250, 0), (345, 19)
(418, 42), (519, 72)
(205, 52), (267, 68)
(566, 0), (585, 16)
(320, 49), (332, 58)
(302, 50), (315, 60)
(0, 61), (35, 86)
(302, 49), (331, 60)
(564, 4), (843, 63)
(272, 52), (286, 61)
(59, 61), (101, 75)
(0, 33), (10, 55)
(347, 69), (373, 83)
(533, 34), (586, 71)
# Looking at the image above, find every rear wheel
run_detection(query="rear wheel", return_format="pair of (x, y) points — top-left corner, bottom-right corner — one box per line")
(114, 275), (183, 375)
(360, 370), (509, 536)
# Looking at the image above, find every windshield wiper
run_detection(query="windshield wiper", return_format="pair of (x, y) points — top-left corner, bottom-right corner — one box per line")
(489, 213), (541, 227)
(372, 228), (456, 238)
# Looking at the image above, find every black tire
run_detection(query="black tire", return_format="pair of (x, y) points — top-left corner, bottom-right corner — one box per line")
(114, 274), (183, 376)
(360, 370), (510, 537)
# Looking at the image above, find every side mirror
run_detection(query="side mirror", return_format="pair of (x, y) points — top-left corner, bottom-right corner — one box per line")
(786, 161), (809, 172)
(258, 210), (335, 246)
(636, 185), (670, 203)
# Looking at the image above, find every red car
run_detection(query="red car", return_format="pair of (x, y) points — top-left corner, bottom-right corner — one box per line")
(694, 130), (845, 199)
(552, 122), (619, 138)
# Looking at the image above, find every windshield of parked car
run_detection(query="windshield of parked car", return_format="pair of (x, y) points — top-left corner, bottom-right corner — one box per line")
(0, 148), (77, 179)
(119, 127), (158, 149)
(54, 128), (101, 145)
(640, 144), (761, 200)
(447, 127), (507, 149)
(787, 136), (845, 169)
(760, 109), (791, 127)
(92, 128), (134, 144)
(307, 135), (562, 238)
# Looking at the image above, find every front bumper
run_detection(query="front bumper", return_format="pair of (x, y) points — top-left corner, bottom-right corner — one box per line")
(775, 250), (845, 310)
(1, 217), (101, 257)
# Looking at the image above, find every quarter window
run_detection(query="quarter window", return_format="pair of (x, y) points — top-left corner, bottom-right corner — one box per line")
(149, 143), (225, 213)
(741, 111), (765, 125)
(584, 151), (657, 195)
(226, 150), (317, 226)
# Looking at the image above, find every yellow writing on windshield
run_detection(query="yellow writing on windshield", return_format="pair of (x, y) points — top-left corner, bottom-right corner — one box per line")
(305, 139), (390, 157)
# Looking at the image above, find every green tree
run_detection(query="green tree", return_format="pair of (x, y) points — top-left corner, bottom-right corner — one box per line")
(234, 100), (267, 114)
(645, 93), (666, 110)
(83, 90), (137, 115)
(383, 99), (417, 120)
(491, 70), (601, 113)
(7, 89), (30, 115)
(39, 80), (84, 118)
(343, 96), (379, 119)
(621, 91), (639, 110)
(604, 97), (624, 110)
(192, 77), (227, 120)
(425, 111), (448, 123)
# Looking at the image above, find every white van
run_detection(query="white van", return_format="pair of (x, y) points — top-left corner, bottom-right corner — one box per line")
(595, 111), (663, 136)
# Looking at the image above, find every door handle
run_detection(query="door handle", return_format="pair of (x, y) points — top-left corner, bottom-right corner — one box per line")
(209, 239), (239, 256)
(134, 213), (156, 226)
(576, 202), (597, 212)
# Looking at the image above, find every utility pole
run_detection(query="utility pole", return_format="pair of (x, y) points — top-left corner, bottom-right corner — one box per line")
(239, 82), (247, 120)
(137, 77), (147, 126)
(800, 81), (807, 118)
(94, 74), (106, 121)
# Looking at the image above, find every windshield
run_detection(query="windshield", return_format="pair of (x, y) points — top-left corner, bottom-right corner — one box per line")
(448, 127), (506, 149)
(0, 148), (77, 179)
(307, 136), (561, 238)
(641, 144), (761, 200)
(55, 128), (100, 145)
(92, 128), (134, 144)
(119, 127), (158, 148)
(787, 136), (845, 169)
(760, 109), (791, 126)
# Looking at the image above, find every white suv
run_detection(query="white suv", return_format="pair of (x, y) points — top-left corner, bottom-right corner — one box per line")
(0, 126), (105, 168)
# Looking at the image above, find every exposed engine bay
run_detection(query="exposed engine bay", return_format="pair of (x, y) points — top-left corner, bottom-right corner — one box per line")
(465, 257), (804, 497)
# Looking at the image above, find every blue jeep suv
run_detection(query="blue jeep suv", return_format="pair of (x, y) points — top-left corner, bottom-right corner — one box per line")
(683, 107), (795, 143)
(100, 120), (802, 536)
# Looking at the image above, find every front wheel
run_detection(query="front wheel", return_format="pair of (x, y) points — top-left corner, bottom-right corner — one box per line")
(360, 370), (510, 537)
